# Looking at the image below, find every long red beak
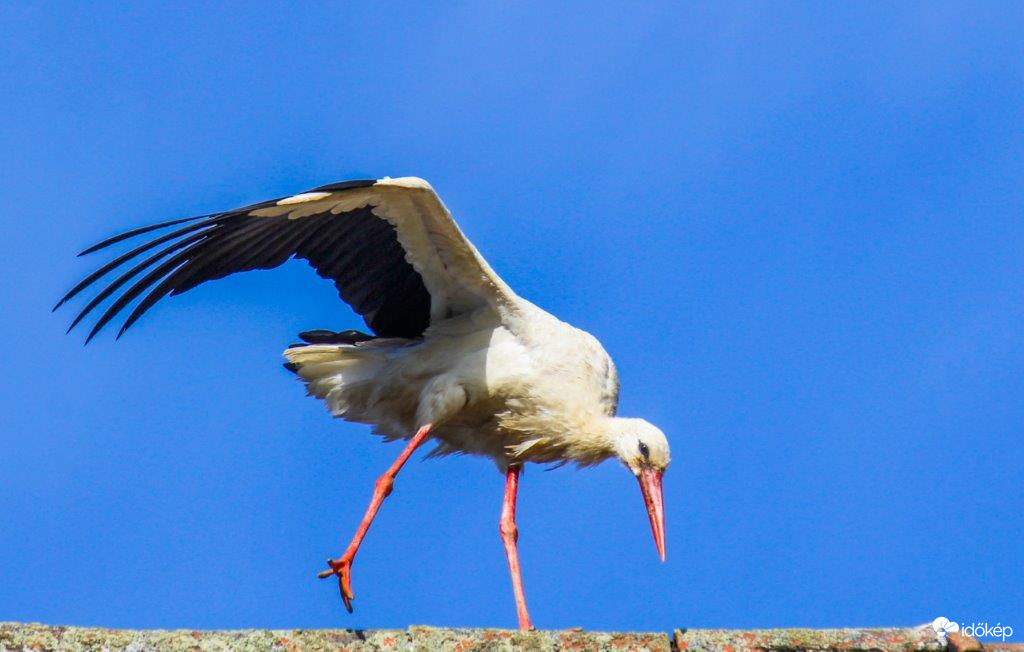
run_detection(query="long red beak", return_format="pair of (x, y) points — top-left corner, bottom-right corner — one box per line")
(637, 467), (666, 561)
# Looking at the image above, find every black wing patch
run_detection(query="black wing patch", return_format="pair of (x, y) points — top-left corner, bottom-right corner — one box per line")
(56, 181), (432, 342)
(292, 329), (377, 346)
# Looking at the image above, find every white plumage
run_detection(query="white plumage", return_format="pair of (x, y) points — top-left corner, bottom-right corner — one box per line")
(58, 176), (670, 630)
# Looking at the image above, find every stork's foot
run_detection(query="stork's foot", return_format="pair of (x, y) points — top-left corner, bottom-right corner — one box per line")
(315, 425), (434, 615)
(318, 556), (355, 613)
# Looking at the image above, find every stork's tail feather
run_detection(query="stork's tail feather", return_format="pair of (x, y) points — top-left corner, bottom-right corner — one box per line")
(283, 343), (387, 416)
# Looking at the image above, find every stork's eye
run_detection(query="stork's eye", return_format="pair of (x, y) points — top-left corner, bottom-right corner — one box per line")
(638, 441), (650, 461)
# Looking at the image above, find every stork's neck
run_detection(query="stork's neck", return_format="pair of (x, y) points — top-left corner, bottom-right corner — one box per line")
(556, 415), (626, 467)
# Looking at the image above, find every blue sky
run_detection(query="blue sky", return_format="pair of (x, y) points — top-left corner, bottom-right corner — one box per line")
(1, 1), (1021, 638)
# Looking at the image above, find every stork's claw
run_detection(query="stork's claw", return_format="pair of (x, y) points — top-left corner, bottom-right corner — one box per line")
(319, 556), (355, 613)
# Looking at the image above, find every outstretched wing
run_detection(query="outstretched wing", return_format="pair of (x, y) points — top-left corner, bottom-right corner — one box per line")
(56, 177), (520, 342)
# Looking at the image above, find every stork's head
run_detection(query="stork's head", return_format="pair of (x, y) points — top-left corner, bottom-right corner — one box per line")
(608, 417), (670, 561)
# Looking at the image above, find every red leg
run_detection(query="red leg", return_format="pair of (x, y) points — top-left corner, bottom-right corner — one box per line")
(500, 465), (534, 630)
(319, 423), (433, 612)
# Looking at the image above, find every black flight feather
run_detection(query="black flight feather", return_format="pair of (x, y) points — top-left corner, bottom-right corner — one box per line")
(59, 179), (434, 341)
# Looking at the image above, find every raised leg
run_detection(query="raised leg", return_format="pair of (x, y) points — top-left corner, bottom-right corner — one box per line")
(500, 464), (534, 630)
(318, 422), (433, 612)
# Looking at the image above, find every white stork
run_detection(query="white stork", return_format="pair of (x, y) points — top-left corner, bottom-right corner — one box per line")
(56, 176), (670, 629)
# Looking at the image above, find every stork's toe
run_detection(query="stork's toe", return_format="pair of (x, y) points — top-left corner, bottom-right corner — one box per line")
(319, 557), (356, 613)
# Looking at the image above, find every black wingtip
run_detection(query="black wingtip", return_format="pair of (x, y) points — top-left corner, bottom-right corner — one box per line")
(79, 241), (114, 257)
(65, 304), (94, 335)
(54, 291), (77, 312)
(53, 289), (78, 311)
(54, 289), (77, 312)
(283, 362), (301, 373)
(76, 213), (212, 257)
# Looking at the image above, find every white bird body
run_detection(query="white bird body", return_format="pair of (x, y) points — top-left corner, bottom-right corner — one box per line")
(59, 175), (669, 629)
(286, 298), (621, 470)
